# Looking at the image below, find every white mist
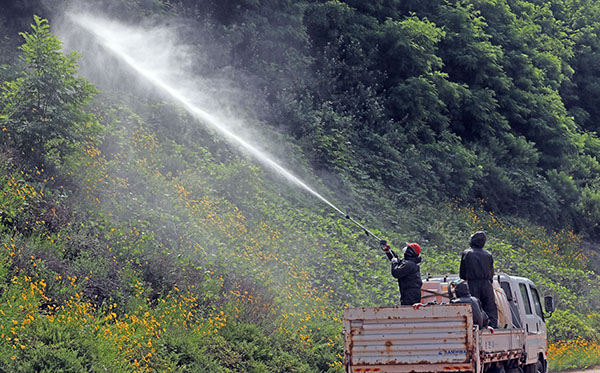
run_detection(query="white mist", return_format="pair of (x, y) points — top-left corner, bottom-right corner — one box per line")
(66, 12), (350, 218)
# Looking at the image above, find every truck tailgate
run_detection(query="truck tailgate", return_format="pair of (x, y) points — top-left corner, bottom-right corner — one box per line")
(344, 304), (475, 372)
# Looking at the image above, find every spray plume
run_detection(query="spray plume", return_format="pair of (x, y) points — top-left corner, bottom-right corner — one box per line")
(66, 12), (382, 242)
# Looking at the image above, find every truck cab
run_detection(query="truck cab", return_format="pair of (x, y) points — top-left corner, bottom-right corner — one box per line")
(497, 274), (552, 372)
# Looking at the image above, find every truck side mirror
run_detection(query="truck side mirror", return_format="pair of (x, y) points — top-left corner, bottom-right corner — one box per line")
(544, 296), (555, 316)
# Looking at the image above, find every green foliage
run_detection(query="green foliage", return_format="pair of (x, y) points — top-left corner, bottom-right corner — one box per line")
(0, 15), (98, 169)
(8, 320), (128, 373)
(576, 185), (600, 235)
(547, 309), (599, 342)
(217, 323), (313, 372)
(378, 16), (445, 82)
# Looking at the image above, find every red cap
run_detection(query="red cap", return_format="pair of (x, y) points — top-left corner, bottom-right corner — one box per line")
(407, 243), (421, 256)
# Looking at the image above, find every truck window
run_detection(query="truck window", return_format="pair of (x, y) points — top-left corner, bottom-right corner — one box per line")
(519, 283), (533, 314)
(530, 287), (544, 319)
(500, 281), (513, 300)
(501, 280), (523, 328)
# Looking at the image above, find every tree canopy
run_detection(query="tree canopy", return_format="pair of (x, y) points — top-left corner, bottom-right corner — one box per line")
(0, 15), (98, 170)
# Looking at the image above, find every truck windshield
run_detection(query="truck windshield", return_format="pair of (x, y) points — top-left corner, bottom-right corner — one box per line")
(519, 283), (533, 315)
(530, 287), (544, 319)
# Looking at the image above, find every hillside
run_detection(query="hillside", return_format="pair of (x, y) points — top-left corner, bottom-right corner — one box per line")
(0, 0), (599, 371)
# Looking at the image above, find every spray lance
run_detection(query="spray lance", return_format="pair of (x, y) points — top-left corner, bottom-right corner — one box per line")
(338, 210), (399, 261)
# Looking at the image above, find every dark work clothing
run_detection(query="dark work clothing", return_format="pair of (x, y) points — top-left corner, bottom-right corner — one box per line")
(452, 282), (489, 329)
(391, 255), (422, 305)
(468, 279), (498, 328)
(460, 247), (497, 328)
(459, 247), (494, 281)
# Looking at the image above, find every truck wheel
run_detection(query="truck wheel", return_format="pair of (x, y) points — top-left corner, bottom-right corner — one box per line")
(535, 360), (544, 373)
(525, 360), (544, 373)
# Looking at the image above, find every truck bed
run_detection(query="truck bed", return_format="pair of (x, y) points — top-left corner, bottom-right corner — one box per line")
(479, 328), (525, 363)
(344, 305), (525, 372)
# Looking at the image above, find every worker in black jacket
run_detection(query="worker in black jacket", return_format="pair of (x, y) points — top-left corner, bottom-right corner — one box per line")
(459, 231), (498, 328)
(451, 280), (489, 330)
(382, 241), (423, 305)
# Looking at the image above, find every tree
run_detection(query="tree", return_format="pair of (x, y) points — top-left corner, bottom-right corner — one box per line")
(0, 15), (98, 169)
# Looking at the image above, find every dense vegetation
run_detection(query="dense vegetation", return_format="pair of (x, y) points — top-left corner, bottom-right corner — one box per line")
(0, 0), (599, 371)
(162, 0), (600, 237)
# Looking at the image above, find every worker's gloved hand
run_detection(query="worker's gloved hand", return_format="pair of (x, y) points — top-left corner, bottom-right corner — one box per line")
(380, 240), (391, 252)
(412, 303), (424, 310)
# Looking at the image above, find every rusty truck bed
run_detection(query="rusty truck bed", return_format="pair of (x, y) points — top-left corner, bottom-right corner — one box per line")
(343, 304), (525, 373)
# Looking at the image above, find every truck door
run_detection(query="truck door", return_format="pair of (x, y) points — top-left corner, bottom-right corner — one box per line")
(518, 282), (542, 364)
(529, 286), (548, 360)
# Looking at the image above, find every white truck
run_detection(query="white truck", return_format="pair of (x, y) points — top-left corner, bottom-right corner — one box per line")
(343, 273), (555, 373)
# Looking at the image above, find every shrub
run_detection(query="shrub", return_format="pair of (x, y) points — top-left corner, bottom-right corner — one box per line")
(547, 309), (599, 342)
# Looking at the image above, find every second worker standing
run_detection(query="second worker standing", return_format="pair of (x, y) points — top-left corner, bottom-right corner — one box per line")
(459, 231), (498, 328)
